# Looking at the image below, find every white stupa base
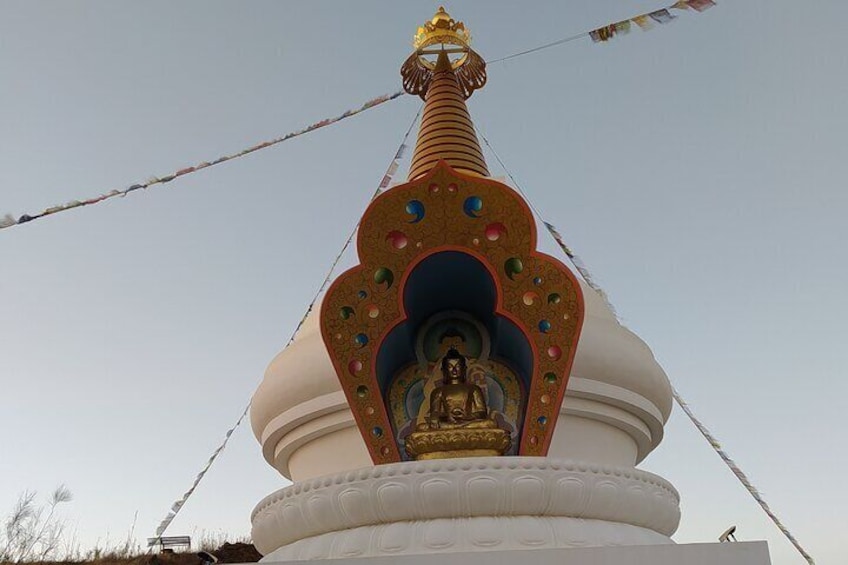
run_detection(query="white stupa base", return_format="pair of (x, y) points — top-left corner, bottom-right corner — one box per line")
(251, 457), (681, 561)
(260, 517), (670, 561)
(256, 542), (770, 565)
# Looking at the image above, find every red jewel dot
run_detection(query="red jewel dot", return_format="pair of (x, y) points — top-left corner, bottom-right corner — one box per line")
(547, 346), (562, 360)
(485, 222), (506, 241)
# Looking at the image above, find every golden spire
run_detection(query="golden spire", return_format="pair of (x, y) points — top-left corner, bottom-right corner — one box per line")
(401, 7), (489, 180)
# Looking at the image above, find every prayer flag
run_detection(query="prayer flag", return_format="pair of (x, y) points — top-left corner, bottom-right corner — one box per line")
(0, 214), (16, 228)
(649, 9), (676, 24)
(671, 1), (691, 9)
(590, 25), (616, 42)
(632, 15), (654, 31)
(687, 0), (716, 11)
(614, 20), (631, 35)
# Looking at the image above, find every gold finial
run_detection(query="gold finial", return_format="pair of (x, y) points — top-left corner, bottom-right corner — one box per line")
(413, 7), (472, 55)
(401, 7), (487, 100)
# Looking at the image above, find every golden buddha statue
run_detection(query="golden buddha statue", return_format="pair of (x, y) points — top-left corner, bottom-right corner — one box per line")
(405, 348), (510, 460)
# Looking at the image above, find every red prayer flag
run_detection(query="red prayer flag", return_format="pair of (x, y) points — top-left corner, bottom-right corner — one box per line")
(687, 0), (717, 11)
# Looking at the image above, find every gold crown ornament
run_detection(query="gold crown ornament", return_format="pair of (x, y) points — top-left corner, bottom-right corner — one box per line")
(413, 7), (472, 55)
(401, 7), (487, 100)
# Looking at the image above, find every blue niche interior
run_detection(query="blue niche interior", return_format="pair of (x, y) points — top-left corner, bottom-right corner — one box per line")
(375, 250), (533, 416)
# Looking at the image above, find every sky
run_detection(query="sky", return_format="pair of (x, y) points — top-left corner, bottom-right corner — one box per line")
(1, 1), (846, 563)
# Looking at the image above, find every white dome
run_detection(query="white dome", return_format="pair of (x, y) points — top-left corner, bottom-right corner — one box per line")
(250, 279), (673, 482)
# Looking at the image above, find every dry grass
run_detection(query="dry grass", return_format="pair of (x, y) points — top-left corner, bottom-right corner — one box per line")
(2, 489), (258, 565)
(4, 541), (261, 565)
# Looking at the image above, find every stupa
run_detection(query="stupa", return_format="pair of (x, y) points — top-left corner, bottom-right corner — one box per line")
(249, 8), (771, 565)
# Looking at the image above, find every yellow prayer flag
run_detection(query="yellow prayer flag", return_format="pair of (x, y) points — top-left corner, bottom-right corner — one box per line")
(632, 15), (654, 31)
(614, 20), (631, 34)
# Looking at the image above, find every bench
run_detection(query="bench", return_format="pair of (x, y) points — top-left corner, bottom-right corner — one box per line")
(147, 536), (191, 553)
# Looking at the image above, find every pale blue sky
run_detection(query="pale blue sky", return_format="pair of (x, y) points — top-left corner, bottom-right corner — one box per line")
(1, 2), (846, 563)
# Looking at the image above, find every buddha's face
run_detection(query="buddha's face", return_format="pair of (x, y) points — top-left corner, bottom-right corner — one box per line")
(443, 357), (466, 383)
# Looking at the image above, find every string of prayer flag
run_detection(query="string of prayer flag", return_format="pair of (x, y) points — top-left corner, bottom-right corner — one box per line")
(1, 90), (405, 232)
(589, 0), (715, 43)
(478, 126), (815, 565)
(673, 388), (815, 564)
(474, 125), (621, 319)
(4, 2), (720, 233)
(148, 105), (422, 545)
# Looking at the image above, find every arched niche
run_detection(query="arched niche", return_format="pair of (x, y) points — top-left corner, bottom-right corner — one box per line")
(375, 251), (533, 458)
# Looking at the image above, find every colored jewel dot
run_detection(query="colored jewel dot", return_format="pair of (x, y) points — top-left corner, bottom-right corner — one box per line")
(504, 257), (524, 280)
(340, 306), (355, 320)
(406, 200), (425, 223)
(563, 313), (570, 320)
(386, 230), (408, 250)
(416, 241), (423, 248)
(538, 416), (548, 426)
(348, 359), (362, 375)
(533, 277), (543, 286)
(547, 345), (562, 360)
(463, 196), (483, 218)
(358, 290), (367, 299)
(372, 427), (383, 438)
(367, 305), (380, 319)
(485, 222), (507, 241)
(447, 183), (457, 193)
(381, 446), (391, 456)
(544, 372), (557, 383)
(335, 333), (342, 341)
(548, 293), (562, 304)
(356, 385), (369, 398)
(538, 320), (551, 333)
(429, 183), (439, 193)
(529, 436), (539, 445)
(541, 394), (552, 405)
(354, 333), (369, 347)
(522, 291), (537, 306)
(365, 406), (375, 416)
(472, 238), (480, 245)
